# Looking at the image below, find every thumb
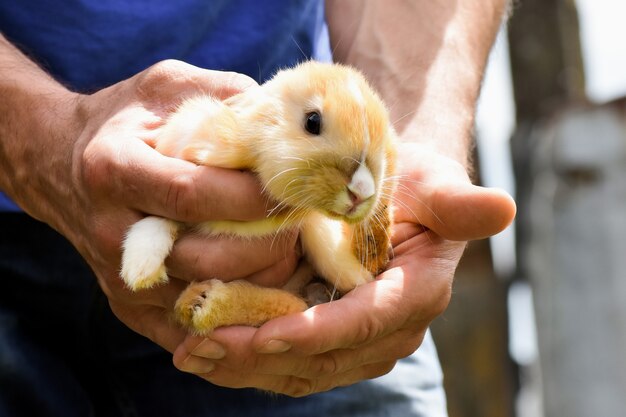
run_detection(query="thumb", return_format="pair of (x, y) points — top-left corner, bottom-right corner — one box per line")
(394, 144), (516, 241)
(251, 282), (401, 355)
(251, 259), (436, 355)
(409, 182), (517, 241)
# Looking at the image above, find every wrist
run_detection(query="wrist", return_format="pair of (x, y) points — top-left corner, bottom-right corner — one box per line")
(327, 0), (507, 171)
(396, 100), (475, 171)
(0, 36), (84, 225)
(3, 86), (84, 226)
(389, 29), (487, 170)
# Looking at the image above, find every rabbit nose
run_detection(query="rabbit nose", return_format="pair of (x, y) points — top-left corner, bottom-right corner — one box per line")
(347, 163), (375, 202)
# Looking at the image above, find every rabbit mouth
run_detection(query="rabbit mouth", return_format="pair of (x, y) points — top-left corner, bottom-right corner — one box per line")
(327, 198), (373, 223)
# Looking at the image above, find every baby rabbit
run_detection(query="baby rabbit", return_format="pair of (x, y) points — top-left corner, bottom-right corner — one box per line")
(121, 61), (397, 335)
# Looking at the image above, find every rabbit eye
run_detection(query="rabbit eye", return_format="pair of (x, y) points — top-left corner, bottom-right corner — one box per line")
(304, 111), (321, 135)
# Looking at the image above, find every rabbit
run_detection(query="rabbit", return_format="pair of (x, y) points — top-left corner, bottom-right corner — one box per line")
(121, 61), (397, 335)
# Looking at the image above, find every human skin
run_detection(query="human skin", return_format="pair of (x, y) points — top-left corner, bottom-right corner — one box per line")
(171, 0), (516, 396)
(0, 0), (514, 400)
(0, 39), (299, 351)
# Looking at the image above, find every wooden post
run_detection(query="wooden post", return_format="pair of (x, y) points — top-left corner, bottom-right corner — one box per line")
(508, 0), (586, 122)
(508, 2), (626, 417)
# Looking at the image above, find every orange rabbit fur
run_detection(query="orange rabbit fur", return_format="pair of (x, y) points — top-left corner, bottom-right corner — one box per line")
(121, 61), (397, 335)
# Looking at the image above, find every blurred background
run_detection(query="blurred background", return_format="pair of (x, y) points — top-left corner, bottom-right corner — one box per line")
(429, 0), (626, 416)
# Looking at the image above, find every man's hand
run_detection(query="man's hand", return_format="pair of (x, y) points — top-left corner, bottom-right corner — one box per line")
(0, 51), (299, 354)
(172, 143), (516, 396)
(74, 61), (301, 352)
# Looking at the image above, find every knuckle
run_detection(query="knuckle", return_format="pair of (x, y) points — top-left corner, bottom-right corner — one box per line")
(81, 145), (115, 195)
(406, 276), (453, 327)
(136, 59), (194, 103)
(307, 353), (340, 377)
(152, 59), (186, 73)
(171, 353), (185, 371)
(92, 217), (123, 255)
(337, 361), (397, 388)
(396, 335), (423, 359)
(214, 71), (257, 98)
(352, 313), (386, 347)
(269, 252), (299, 287)
(385, 328), (425, 361)
(368, 360), (397, 380)
(97, 274), (121, 301)
(280, 377), (316, 398)
(139, 60), (185, 89)
(236, 352), (261, 374)
(433, 282), (453, 316)
(216, 374), (249, 390)
(99, 271), (133, 303)
(165, 173), (200, 219)
(80, 141), (141, 207)
(424, 277), (453, 320)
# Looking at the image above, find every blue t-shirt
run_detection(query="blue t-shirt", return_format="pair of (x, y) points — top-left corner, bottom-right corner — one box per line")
(0, 0), (331, 211)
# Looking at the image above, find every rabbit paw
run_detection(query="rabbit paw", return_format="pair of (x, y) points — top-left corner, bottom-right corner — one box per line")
(120, 255), (169, 292)
(120, 216), (178, 291)
(174, 279), (308, 335)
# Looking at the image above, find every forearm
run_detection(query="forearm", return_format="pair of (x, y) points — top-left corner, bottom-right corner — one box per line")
(0, 35), (82, 226)
(326, 0), (508, 167)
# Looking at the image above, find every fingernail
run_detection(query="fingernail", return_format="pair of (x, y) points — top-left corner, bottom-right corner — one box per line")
(181, 355), (215, 374)
(191, 339), (226, 360)
(258, 339), (291, 354)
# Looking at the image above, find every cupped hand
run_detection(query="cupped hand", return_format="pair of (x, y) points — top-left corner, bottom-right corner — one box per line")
(172, 142), (516, 396)
(38, 60), (299, 353)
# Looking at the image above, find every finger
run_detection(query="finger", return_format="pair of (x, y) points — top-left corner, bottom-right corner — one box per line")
(394, 144), (516, 241)
(241, 247), (300, 287)
(195, 360), (396, 397)
(135, 60), (258, 105)
(93, 138), (271, 222)
(108, 301), (187, 353)
(184, 327), (423, 379)
(166, 229), (299, 284)
(249, 282), (403, 356)
(173, 327), (255, 371)
(174, 334), (397, 398)
(395, 180), (517, 241)
(259, 329), (421, 378)
(250, 232), (459, 356)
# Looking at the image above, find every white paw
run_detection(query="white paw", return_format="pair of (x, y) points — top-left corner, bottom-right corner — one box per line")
(121, 253), (169, 291)
(120, 216), (179, 291)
